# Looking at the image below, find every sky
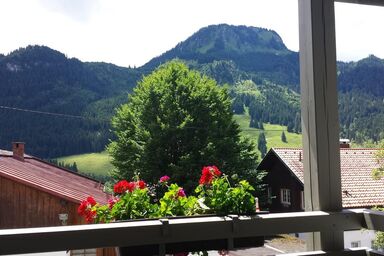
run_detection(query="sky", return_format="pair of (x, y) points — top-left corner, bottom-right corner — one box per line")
(0, 0), (384, 68)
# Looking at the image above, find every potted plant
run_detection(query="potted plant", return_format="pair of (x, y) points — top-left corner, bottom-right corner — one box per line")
(78, 166), (264, 256)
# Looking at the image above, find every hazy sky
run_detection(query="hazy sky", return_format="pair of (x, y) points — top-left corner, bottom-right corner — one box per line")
(1, 0), (383, 67)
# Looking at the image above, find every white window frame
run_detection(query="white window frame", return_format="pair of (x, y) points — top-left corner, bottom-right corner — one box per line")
(350, 241), (361, 248)
(301, 190), (305, 210)
(280, 188), (291, 205)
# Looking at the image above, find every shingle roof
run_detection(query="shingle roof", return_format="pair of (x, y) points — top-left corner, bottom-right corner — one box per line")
(261, 148), (384, 208)
(0, 150), (110, 205)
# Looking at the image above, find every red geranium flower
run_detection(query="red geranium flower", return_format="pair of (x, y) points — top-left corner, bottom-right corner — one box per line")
(113, 180), (130, 194)
(77, 201), (88, 215)
(137, 180), (146, 189)
(85, 210), (96, 223)
(86, 196), (97, 206)
(199, 166), (221, 185)
(78, 197), (98, 223)
(127, 181), (136, 192)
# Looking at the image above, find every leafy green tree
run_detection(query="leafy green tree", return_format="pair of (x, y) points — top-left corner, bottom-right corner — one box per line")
(257, 133), (267, 158)
(108, 61), (260, 191)
(373, 207), (384, 250)
(372, 144), (384, 250)
(281, 131), (287, 143)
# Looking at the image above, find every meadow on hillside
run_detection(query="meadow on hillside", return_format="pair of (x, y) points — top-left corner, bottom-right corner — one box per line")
(58, 114), (302, 176)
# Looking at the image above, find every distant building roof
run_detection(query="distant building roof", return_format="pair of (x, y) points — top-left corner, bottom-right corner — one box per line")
(0, 150), (110, 204)
(258, 148), (384, 208)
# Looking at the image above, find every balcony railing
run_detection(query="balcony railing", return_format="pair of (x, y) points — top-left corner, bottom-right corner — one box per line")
(2, 0), (384, 255)
(1, 209), (384, 256)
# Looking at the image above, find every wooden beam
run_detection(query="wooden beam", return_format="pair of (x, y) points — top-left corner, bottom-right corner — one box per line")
(0, 211), (365, 255)
(298, 0), (343, 251)
(362, 209), (384, 231)
(336, 0), (384, 6)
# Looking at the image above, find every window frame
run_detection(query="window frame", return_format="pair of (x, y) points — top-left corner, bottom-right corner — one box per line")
(280, 188), (291, 205)
(350, 241), (361, 248)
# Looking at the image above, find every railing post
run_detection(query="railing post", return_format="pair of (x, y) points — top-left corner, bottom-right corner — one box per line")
(299, 0), (343, 251)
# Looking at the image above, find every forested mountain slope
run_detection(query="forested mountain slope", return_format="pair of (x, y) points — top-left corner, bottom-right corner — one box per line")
(0, 46), (141, 157)
(1, 25), (383, 158)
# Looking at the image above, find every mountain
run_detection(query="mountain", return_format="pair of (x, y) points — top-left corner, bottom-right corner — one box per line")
(142, 24), (300, 88)
(338, 55), (384, 97)
(1, 25), (384, 159)
(337, 55), (384, 142)
(0, 45), (141, 157)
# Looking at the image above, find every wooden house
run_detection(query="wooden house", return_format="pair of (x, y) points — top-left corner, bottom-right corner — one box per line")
(0, 142), (114, 255)
(257, 144), (384, 248)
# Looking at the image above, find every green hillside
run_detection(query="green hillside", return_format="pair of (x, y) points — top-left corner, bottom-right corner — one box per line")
(58, 114), (302, 176)
(2, 26), (384, 159)
(57, 151), (113, 176)
(233, 114), (302, 150)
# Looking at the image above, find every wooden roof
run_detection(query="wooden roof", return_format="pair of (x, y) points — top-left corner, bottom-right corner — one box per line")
(258, 148), (384, 208)
(0, 150), (110, 204)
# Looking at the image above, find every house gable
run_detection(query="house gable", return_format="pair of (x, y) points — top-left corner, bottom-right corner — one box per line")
(258, 148), (384, 210)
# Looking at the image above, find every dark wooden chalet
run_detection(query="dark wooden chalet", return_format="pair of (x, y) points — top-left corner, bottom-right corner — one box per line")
(257, 146), (384, 213)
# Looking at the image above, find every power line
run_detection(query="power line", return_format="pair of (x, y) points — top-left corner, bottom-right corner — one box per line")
(0, 105), (291, 132)
(0, 105), (110, 122)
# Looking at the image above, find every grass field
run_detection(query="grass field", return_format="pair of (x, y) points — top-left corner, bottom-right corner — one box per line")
(58, 114), (302, 175)
(57, 151), (113, 176)
(233, 114), (302, 150)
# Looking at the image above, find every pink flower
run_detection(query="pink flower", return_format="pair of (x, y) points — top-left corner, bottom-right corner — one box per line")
(177, 188), (186, 198)
(108, 197), (119, 209)
(159, 175), (170, 183)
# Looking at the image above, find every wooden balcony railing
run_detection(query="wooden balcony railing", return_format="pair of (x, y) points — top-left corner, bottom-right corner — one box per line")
(2, 0), (384, 255)
(1, 209), (384, 256)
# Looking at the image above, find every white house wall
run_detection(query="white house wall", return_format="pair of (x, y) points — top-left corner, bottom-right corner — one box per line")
(297, 231), (376, 249)
(344, 230), (376, 249)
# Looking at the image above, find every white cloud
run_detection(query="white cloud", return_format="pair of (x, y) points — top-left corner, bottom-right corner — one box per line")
(0, 0), (383, 67)
(335, 3), (384, 61)
(38, 0), (100, 22)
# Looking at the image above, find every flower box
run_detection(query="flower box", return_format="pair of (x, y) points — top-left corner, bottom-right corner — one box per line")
(117, 213), (267, 256)
(78, 166), (265, 255)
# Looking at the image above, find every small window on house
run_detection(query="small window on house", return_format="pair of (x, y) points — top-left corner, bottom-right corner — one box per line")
(350, 241), (361, 248)
(280, 188), (291, 205)
(301, 190), (305, 210)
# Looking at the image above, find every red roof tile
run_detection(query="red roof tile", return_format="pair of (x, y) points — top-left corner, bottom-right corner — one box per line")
(0, 151), (110, 205)
(267, 148), (384, 208)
